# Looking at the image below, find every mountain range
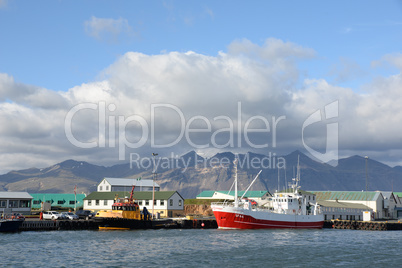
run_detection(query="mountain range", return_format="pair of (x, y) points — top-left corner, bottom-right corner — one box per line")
(0, 151), (401, 199)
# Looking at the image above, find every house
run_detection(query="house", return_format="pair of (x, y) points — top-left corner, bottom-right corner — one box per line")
(84, 191), (184, 218)
(30, 193), (86, 210)
(97, 177), (160, 192)
(311, 191), (385, 219)
(392, 192), (402, 219)
(0, 191), (33, 215)
(196, 190), (271, 205)
(381, 192), (399, 219)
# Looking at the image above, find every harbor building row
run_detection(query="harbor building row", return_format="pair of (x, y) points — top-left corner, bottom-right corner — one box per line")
(1, 177), (184, 218)
(197, 190), (402, 221)
(2, 175), (402, 221)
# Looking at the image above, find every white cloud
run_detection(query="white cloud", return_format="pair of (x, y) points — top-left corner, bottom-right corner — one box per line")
(84, 16), (134, 42)
(1, 38), (402, 173)
(328, 57), (366, 84)
(372, 53), (402, 70)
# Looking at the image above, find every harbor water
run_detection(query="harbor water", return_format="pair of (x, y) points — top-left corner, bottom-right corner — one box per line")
(1, 228), (402, 267)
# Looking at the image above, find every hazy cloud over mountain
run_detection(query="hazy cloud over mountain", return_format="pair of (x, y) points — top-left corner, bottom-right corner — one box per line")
(1, 38), (402, 173)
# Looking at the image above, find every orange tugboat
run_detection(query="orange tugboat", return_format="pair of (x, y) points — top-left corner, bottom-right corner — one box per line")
(95, 185), (152, 230)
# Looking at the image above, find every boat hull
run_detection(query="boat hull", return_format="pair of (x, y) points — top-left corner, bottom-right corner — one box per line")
(0, 219), (23, 232)
(95, 217), (152, 230)
(212, 206), (324, 229)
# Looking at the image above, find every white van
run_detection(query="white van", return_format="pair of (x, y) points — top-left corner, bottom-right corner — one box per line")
(43, 211), (62, 220)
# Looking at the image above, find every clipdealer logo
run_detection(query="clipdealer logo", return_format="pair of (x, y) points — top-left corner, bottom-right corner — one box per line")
(302, 100), (339, 167)
(64, 100), (339, 169)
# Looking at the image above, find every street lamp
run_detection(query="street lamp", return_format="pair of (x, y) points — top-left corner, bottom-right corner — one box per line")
(365, 156), (369, 192)
(152, 153), (158, 219)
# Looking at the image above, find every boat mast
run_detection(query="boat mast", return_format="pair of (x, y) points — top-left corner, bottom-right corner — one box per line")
(296, 155), (301, 193)
(234, 158), (238, 208)
(240, 170), (262, 200)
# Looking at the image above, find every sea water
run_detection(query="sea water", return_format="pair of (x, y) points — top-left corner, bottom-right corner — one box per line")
(1, 228), (401, 267)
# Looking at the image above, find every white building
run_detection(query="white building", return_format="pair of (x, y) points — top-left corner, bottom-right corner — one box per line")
(84, 191), (184, 218)
(97, 177), (160, 192)
(0, 192), (33, 215)
(318, 200), (372, 221)
(311, 191), (385, 219)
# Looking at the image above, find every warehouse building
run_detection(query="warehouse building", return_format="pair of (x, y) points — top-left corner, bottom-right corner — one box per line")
(97, 177), (160, 192)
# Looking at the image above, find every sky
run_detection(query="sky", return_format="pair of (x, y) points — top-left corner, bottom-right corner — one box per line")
(1, 0), (402, 173)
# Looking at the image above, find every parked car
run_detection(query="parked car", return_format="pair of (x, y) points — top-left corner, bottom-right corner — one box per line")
(43, 211), (63, 220)
(60, 212), (79, 220)
(75, 210), (96, 220)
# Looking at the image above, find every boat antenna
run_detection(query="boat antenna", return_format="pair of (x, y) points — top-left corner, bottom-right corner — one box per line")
(277, 167), (280, 193)
(240, 170), (262, 200)
(284, 167), (287, 193)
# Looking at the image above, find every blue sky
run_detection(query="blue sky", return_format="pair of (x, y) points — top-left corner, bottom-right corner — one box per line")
(2, 1), (401, 91)
(1, 0), (402, 173)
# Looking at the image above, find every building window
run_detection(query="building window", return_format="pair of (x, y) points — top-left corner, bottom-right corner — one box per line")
(69, 201), (75, 205)
(138, 201), (143, 205)
(58, 200), (65, 205)
(33, 200), (41, 205)
(179, 199), (182, 206)
(9, 200), (19, 208)
(88, 200), (92, 206)
(20, 200), (30, 208)
(154, 200), (157, 205)
(106, 186), (109, 191)
(145, 200), (149, 206)
(170, 199), (173, 206)
(96, 200), (100, 206)
(104, 200), (108, 206)
(99, 186), (103, 191)
(160, 200), (164, 206)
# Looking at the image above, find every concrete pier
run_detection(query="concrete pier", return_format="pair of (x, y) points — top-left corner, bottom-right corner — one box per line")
(17, 218), (218, 232)
(328, 220), (402, 231)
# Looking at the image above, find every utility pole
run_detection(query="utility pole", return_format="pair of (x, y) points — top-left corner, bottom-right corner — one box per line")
(365, 156), (369, 192)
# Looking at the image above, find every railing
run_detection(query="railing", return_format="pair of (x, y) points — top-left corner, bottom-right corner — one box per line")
(211, 202), (235, 207)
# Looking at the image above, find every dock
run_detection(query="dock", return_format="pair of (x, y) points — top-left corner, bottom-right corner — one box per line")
(326, 220), (402, 231)
(17, 218), (218, 232)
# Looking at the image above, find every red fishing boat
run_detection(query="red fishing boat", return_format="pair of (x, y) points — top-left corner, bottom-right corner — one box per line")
(211, 157), (324, 229)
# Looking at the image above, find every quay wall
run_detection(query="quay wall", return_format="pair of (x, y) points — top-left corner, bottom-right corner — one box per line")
(327, 220), (402, 231)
